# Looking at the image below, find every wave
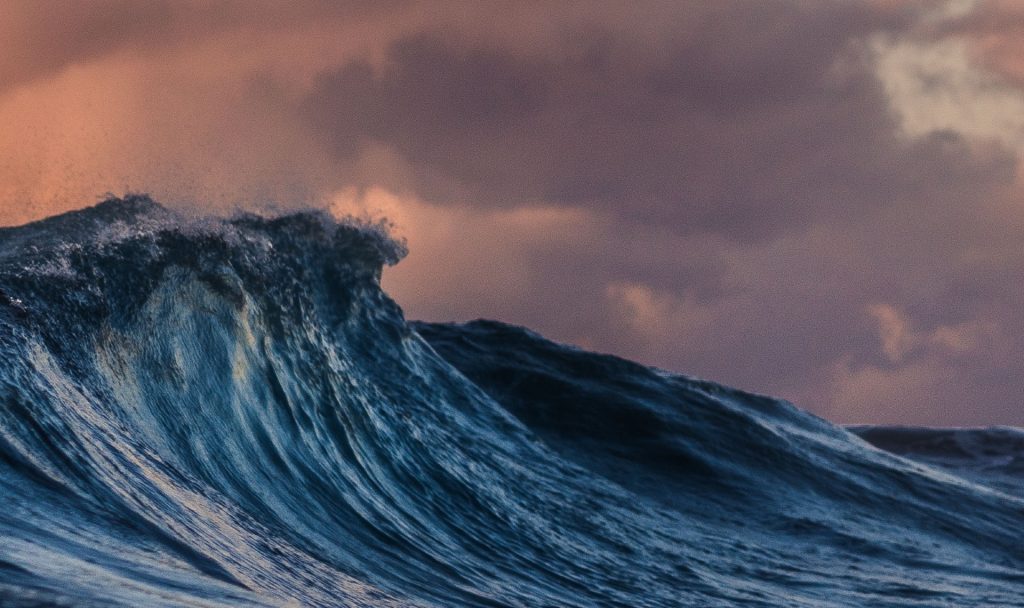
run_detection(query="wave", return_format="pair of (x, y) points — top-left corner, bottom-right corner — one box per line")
(850, 426), (1024, 501)
(0, 196), (1022, 607)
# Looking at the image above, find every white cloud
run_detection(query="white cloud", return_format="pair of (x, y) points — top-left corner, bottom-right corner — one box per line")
(872, 33), (1024, 152)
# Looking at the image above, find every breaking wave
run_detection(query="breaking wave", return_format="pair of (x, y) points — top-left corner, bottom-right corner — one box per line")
(1, 197), (1022, 607)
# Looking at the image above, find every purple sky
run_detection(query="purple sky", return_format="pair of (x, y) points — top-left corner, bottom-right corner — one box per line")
(2, 1), (1023, 424)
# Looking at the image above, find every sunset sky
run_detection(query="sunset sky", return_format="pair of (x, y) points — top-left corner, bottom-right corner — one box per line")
(2, 0), (1023, 425)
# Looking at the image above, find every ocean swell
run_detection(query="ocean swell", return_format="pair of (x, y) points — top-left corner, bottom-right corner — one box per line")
(1, 197), (1022, 607)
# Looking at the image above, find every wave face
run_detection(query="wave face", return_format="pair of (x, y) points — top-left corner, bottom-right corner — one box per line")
(1, 197), (1022, 607)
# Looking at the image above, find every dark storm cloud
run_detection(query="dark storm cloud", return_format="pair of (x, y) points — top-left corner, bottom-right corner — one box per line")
(304, 2), (1009, 241)
(3, 0), (1023, 424)
(314, 1), (1024, 425)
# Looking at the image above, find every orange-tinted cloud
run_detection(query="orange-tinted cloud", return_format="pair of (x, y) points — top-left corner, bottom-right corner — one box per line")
(2, 1), (1023, 425)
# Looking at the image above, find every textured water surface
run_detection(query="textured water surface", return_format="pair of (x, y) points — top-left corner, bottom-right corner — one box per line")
(0, 197), (1021, 607)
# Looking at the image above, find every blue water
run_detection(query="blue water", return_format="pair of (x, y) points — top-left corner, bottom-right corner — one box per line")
(0, 197), (1021, 607)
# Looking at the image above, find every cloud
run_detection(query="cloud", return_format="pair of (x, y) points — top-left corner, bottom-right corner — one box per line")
(873, 33), (1024, 151)
(0, 0), (413, 223)
(0, 1), (175, 93)
(304, 4), (935, 240)
(867, 302), (997, 364)
(1, 0), (1023, 425)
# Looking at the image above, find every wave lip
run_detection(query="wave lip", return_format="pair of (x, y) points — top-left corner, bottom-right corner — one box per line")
(0, 198), (1022, 607)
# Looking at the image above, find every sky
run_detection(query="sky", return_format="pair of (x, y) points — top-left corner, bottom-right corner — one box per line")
(1, 0), (1023, 425)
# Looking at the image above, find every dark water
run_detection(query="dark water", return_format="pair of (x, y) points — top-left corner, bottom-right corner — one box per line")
(0, 197), (1021, 607)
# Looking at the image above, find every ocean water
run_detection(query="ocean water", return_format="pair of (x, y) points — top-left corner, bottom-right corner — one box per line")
(0, 197), (1021, 607)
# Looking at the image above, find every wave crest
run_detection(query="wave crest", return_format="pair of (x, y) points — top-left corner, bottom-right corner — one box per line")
(0, 198), (1022, 607)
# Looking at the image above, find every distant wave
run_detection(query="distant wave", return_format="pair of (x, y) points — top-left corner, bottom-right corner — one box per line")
(850, 426), (1024, 501)
(1, 197), (1021, 607)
